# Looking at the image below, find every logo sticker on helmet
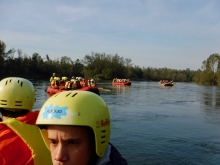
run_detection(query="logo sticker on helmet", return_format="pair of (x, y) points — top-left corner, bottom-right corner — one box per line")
(42, 104), (68, 119)
(96, 119), (110, 128)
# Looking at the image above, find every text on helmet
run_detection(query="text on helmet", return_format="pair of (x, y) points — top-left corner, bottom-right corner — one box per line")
(96, 119), (110, 128)
(42, 104), (68, 119)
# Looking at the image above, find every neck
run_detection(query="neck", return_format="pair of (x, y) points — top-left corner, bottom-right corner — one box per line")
(2, 116), (9, 121)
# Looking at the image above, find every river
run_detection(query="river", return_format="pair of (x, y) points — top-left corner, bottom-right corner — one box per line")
(33, 80), (220, 165)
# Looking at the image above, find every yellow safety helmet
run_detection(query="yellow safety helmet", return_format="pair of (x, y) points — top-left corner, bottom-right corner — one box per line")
(36, 91), (111, 157)
(56, 77), (60, 81)
(0, 77), (35, 111)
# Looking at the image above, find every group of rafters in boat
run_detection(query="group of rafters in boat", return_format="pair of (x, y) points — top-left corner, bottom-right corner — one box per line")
(112, 78), (131, 85)
(47, 73), (100, 95)
(159, 80), (174, 86)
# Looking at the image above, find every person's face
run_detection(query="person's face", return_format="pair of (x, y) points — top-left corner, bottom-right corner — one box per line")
(47, 125), (94, 165)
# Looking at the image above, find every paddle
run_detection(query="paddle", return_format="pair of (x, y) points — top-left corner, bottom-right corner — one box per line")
(98, 87), (111, 92)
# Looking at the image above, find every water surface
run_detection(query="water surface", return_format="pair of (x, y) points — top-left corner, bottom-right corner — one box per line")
(33, 81), (220, 165)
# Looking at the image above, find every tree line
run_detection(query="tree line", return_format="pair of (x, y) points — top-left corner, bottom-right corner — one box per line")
(193, 54), (220, 85)
(0, 40), (220, 85)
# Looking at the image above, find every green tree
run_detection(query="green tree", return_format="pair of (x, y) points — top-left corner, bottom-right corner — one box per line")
(73, 59), (84, 77)
(0, 40), (6, 56)
(0, 40), (6, 72)
(194, 54), (220, 85)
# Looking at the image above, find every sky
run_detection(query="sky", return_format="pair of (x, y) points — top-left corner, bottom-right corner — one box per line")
(0, 0), (220, 70)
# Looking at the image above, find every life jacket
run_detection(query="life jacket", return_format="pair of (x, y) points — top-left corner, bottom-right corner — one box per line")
(73, 81), (77, 88)
(1, 118), (52, 165)
(76, 80), (82, 89)
(65, 81), (69, 89)
(51, 79), (56, 86)
(80, 81), (86, 87)
(50, 76), (55, 82)
(51, 80), (59, 89)
(55, 80), (60, 86)
(59, 81), (66, 90)
(91, 82), (96, 87)
(87, 80), (91, 87)
(60, 80), (65, 86)
(67, 82), (73, 89)
(64, 81), (70, 89)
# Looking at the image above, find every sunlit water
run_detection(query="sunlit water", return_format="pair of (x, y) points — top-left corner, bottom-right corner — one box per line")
(33, 80), (220, 165)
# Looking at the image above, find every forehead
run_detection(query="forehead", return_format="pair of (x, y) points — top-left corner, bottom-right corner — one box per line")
(47, 125), (90, 137)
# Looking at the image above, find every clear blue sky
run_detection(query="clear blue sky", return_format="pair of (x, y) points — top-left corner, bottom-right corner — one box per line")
(1, 0), (220, 70)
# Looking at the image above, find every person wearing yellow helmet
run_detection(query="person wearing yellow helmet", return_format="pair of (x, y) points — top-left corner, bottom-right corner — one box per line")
(36, 91), (127, 165)
(90, 78), (97, 87)
(59, 77), (67, 89)
(0, 77), (52, 165)
(50, 73), (56, 82)
(51, 77), (60, 89)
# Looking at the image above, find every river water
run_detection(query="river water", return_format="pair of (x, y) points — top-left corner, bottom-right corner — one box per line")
(33, 80), (220, 165)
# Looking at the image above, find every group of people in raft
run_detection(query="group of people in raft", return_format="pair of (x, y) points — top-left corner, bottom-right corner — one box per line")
(112, 78), (130, 83)
(50, 72), (97, 89)
(159, 80), (174, 84)
(0, 77), (127, 165)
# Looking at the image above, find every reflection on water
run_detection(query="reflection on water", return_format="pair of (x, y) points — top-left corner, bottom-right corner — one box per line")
(160, 84), (175, 90)
(200, 85), (220, 126)
(202, 86), (220, 107)
(112, 85), (131, 94)
(33, 80), (220, 164)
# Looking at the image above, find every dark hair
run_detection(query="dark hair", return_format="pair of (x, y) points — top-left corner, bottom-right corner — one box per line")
(85, 126), (99, 165)
(0, 108), (29, 118)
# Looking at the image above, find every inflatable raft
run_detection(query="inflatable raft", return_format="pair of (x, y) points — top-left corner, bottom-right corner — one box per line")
(46, 86), (100, 95)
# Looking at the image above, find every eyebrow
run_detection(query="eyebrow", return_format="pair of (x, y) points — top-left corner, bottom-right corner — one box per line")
(48, 137), (81, 142)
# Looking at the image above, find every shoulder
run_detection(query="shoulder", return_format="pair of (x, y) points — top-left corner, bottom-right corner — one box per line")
(0, 122), (10, 137)
(16, 111), (39, 124)
(108, 143), (128, 165)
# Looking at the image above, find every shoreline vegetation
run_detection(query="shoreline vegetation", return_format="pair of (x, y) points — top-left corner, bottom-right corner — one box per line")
(0, 40), (220, 85)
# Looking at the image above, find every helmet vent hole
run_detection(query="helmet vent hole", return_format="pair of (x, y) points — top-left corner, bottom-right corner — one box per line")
(66, 92), (71, 97)
(0, 100), (7, 105)
(20, 82), (23, 87)
(15, 101), (22, 106)
(101, 130), (106, 133)
(100, 130), (107, 144)
(71, 93), (77, 97)
(5, 80), (8, 85)
(54, 93), (59, 97)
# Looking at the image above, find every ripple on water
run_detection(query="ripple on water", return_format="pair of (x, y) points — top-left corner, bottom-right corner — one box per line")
(34, 81), (220, 165)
